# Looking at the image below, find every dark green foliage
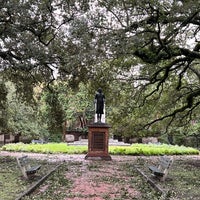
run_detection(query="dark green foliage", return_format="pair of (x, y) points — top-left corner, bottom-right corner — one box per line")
(44, 89), (65, 137)
(0, 80), (8, 132)
(0, 0), (200, 145)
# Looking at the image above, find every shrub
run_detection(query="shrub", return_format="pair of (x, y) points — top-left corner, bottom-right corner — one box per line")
(1, 142), (199, 155)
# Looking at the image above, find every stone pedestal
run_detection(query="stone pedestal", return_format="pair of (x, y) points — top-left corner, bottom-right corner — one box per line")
(85, 123), (112, 161)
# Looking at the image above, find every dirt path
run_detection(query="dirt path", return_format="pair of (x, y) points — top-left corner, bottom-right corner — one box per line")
(63, 160), (142, 200)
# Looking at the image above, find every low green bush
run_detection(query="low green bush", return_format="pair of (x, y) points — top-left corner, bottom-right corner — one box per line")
(1, 142), (199, 155)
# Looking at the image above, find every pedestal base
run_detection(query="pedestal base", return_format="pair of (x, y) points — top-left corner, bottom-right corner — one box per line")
(85, 155), (112, 161)
(85, 123), (112, 161)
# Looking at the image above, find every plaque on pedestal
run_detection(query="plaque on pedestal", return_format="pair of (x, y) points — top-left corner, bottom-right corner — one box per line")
(85, 123), (112, 160)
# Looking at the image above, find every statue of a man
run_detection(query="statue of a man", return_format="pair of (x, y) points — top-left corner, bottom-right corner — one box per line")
(94, 88), (105, 122)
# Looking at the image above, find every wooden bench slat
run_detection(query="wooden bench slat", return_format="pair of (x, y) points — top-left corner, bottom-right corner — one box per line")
(149, 166), (164, 176)
(148, 156), (174, 181)
(159, 157), (172, 169)
(26, 165), (41, 175)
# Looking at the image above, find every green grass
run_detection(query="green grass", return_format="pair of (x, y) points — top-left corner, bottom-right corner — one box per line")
(1, 142), (199, 155)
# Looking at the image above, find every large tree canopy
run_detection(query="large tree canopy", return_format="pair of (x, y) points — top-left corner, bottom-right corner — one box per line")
(0, 0), (92, 99)
(82, 0), (200, 133)
(0, 0), (200, 137)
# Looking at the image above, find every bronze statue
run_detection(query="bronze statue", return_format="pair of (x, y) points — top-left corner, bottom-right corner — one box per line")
(94, 88), (105, 122)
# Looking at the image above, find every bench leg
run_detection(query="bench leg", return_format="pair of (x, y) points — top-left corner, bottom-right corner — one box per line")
(160, 171), (168, 181)
(21, 167), (28, 179)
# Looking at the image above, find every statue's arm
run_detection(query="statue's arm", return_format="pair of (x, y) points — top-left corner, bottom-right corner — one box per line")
(94, 94), (97, 104)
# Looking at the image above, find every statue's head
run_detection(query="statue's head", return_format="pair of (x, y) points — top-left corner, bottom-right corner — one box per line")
(97, 88), (102, 93)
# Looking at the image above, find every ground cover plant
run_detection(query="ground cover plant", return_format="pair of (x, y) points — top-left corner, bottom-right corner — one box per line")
(109, 143), (199, 155)
(1, 142), (199, 155)
(0, 156), (58, 200)
(1, 143), (88, 154)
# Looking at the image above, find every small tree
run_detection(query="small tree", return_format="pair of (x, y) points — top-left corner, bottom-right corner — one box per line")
(6, 81), (48, 139)
(43, 86), (65, 141)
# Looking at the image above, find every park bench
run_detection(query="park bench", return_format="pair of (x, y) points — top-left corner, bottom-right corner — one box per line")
(16, 156), (41, 179)
(149, 156), (174, 181)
